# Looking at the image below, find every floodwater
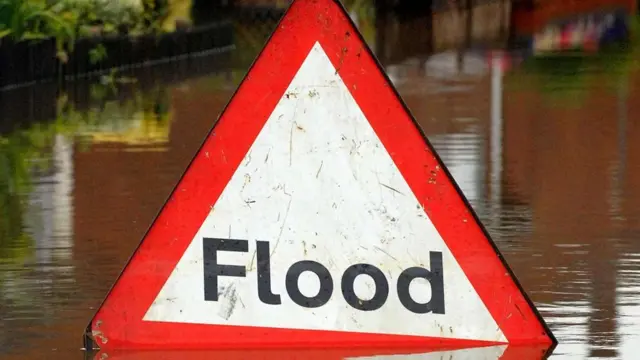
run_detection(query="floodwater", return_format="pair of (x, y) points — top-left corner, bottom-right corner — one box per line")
(2, 4), (640, 360)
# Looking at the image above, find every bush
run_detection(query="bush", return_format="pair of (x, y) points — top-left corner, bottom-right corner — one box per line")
(0, 0), (169, 62)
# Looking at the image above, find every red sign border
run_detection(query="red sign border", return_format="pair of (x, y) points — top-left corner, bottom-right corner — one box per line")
(84, 0), (557, 351)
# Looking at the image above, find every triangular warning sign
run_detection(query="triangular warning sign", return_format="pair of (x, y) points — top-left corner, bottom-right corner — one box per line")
(85, 0), (556, 351)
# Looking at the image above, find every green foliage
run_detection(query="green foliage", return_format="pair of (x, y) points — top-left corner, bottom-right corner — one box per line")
(88, 42), (106, 63)
(342, 0), (376, 48)
(141, 0), (169, 34)
(0, 0), (171, 64)
(0, 0), (76, 55)
(52, 0), (165, 37)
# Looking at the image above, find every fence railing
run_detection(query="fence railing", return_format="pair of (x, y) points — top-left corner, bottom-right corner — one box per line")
(0, 20), (234, 91)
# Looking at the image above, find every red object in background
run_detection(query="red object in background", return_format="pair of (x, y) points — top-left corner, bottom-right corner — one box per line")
(512, 0), (636, 36)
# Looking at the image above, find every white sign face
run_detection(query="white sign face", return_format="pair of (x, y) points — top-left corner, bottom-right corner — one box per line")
(143, 42), (505, 343)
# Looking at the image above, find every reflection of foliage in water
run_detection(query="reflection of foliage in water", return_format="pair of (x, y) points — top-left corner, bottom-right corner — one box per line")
(0, 133), (36, 263)
(0, 113), (77, 263)
(512, 54), (592, 108)
(64, 84), (172, 148)
(507, 15), (640, 108)
(0, 83), (172, 265)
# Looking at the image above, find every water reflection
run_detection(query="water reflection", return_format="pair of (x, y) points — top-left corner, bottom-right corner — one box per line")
(0, 53), (234, 358)
(89, 345), (551, 360)
(498, 34), (640, 360)
(371, 4), (640, 359)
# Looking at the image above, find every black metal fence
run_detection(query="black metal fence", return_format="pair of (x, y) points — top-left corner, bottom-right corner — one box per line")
(0, 20), (234, 91)
(0, 42), (233, 135)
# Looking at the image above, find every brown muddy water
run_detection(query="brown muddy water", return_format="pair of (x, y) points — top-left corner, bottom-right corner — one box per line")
(2, 7), (640, 360)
